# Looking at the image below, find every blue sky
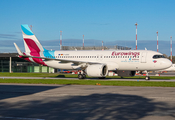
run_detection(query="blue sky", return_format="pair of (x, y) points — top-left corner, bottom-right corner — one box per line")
(0, 0), (175, 55)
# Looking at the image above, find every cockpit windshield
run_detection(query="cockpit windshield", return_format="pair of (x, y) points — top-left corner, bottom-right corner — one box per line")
(153, 55), (165, 59)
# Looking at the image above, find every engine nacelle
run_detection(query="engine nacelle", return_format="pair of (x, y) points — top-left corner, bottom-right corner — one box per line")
(115, 70), (136, 77)
(86, 64), (108, 77)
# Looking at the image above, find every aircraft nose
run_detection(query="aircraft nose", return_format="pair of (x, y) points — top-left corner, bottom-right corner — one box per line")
(161, 59), (172, 69)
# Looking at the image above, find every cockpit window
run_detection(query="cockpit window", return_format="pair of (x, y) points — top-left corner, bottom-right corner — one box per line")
(153, 55), (165, 59)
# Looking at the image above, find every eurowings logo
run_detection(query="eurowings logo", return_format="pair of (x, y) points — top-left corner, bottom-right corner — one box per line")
(112, 51), (140, 56)
(153, 60), (157, 63)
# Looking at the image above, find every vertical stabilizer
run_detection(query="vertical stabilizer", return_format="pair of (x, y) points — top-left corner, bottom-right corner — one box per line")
(21, 24), (44, 56)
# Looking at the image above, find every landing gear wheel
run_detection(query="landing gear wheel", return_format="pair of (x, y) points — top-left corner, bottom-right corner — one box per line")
(78, 70), (87, 79)
(78, 74), (84, 79)
(145, 70), (150, 80)
(78, 74), (86, 79)
(145, 76), (150, 80)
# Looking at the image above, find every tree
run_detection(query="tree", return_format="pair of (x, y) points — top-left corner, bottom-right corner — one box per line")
(168, 56), (175, 64)
(163, 54), (168, 58)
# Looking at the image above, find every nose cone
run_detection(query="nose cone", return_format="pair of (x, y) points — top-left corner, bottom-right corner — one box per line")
(160, 59), (172, 69)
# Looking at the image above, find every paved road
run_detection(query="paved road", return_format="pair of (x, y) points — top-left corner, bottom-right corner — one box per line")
(0, 83), (175, 120)
(150, 71), (175, 76)
(0, 72), (174, 81)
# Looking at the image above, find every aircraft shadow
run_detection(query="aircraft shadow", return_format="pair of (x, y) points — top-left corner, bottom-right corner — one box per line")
(0, 84), (60, 100)
(56, 75), (66, 77)
(0, 91), (174, 119)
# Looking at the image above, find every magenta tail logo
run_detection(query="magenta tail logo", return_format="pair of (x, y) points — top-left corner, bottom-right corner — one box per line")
(24, 38), (47, 66)
(24, 38), (41, 54)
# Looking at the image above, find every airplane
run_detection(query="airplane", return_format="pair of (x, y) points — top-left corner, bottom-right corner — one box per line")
(14, 24), (172, 80)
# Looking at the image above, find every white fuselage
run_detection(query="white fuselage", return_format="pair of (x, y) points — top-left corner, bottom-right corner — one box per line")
(43, 50), (172, 71)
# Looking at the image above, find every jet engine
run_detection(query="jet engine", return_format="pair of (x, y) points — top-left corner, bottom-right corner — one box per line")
(85, 64), (108, 77)
(115, 70), (136, 77)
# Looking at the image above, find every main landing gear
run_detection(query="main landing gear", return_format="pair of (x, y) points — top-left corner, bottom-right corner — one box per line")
(78, 70), (86, 79)
(78, 74), (86, 79)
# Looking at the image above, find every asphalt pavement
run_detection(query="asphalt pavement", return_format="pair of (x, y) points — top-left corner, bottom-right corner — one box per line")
(0, 83), (175, 120)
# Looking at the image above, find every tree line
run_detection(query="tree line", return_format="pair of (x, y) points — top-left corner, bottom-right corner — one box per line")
(163, 54), (175, 63)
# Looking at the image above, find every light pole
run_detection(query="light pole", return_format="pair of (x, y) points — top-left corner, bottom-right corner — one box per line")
(170, 36), (172, 62)
(156, 31), (158, 52)
(135, 22), (138, 50)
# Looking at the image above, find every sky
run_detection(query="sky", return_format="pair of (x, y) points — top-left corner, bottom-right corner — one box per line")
(0, 0), (175, 55)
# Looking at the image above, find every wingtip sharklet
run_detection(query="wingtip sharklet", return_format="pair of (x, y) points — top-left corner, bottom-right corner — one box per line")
(14, 43), (23, 56)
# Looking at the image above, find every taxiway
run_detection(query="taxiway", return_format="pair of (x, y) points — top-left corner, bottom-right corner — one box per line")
(0, 83), (175, 120)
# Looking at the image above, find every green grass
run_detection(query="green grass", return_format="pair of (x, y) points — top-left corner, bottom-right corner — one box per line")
(0, 72), (175, 87)
(107, 76), (175, 80)
(0, 79), (175, 87)
(0, 72), (78, 78)
(0, 72), (175, 80)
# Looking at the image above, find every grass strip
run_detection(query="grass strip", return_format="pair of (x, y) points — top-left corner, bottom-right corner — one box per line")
(0, 72), (175, 79)
(0, 79), (175, 87)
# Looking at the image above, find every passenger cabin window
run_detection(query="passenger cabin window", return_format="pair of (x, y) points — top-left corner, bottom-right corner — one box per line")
(153, 55), (165, 59)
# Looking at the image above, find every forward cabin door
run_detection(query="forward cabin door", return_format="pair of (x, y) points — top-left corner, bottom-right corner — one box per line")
(141, 52), (147, 63)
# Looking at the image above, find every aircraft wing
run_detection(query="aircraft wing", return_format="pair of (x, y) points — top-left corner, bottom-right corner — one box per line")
(14, 43), (32, 58)
(14, 43), (24, 56)
(14, 43), (99, 65)
(27, 55), (99, 65)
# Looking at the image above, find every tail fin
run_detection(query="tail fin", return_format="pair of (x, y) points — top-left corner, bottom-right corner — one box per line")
(21, 24), (44, 56)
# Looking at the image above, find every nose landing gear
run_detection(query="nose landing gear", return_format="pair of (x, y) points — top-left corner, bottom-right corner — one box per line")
(145, 70), (150, 80)
(145, 76), (150, 80)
